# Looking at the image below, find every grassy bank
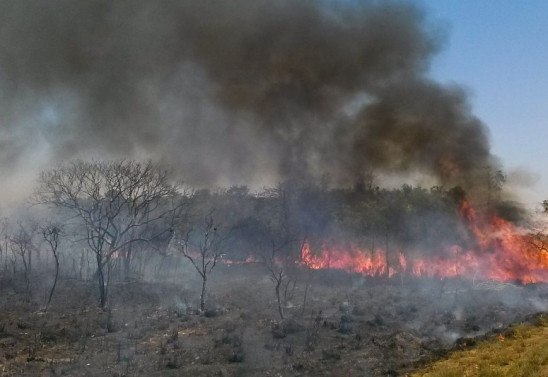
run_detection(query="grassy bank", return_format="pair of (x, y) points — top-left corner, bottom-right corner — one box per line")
(412, 314), (548, 377)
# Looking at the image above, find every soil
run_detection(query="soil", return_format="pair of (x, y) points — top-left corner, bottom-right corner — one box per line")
(0, 265), (546, 377)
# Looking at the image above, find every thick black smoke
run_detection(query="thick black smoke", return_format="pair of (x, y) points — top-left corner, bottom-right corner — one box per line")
(0, 0), (496, 191)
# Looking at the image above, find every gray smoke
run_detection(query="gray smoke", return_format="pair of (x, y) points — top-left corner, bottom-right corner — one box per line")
(0, 0), (496, 193)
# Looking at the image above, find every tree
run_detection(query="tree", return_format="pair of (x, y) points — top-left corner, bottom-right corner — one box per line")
(10, 221), (38, 301)
(177, 214), (227, 312)
(42, 223), (62, 312)
(0, 218), (10, 272)
(36, 160), (183, 309)
(256, 185), (298, 320)
(262, 235), (294, 320)
(486, 168), (506, 210)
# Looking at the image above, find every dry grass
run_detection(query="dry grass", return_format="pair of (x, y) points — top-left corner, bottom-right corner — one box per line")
(412, 315), (548, 377)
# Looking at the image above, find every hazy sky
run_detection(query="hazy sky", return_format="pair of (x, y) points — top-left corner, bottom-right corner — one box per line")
(420, 0), (548, 206)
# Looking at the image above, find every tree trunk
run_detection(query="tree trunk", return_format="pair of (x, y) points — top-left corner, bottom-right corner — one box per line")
(200, 275), (207, 312)
(385, 232), (390, 278)
(24, 269), (31, 302)
(302, 281), (310, 317)
(96, 254), (107, 309)
(44, 256), (59, 312)
(123, 244), (132, 281)
(21, 252), (31, 302)
(275, 278), (284, 320)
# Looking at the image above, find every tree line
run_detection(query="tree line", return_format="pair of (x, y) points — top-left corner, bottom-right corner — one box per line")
(0, 159), (529, 317)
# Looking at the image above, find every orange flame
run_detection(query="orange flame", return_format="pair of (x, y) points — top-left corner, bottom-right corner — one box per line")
(300, 201), (548, 284)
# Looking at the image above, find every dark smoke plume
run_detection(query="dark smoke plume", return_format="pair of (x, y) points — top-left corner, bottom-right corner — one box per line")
(0, 0), (496, 193)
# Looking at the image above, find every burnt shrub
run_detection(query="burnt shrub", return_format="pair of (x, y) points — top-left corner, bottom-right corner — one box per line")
(373, 313), (385, 326)
(105, 309), (119, 333)
(165, 355), (179, 369)
(271, 323), (286, 339)
(40, 325), (59, 343)
(16, 320), (31, 330)
(339, 302), (352, 313)
(352, 305), (367, 316)
(0, 337), (16, 347)
(282, 318), (304, 334)
(321, 348), (341, 361)
(228, 348), (245, 363)
(167, 328), (179, 344)
(271, 318), (303, 339)
(464, 322), (481, 332)
(338, 314), (354, 334)
(338, 322), (353, 334)
(204, 307), (224, 318)
(216, 333), (242, 348)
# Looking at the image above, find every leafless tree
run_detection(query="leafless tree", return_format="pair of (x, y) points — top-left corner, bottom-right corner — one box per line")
(10, 221), (38, 301)
(42, 223), (62, 312)
(178, 215), (228, 312)
(0, 218), (10, 272)
(258, 185), (298, 320)
(263, 238), (294, 320)
(35, 160), (184, 309)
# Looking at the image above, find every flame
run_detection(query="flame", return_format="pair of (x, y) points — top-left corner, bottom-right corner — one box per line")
(221, 255), (260, 265)
(300, 201), (548, 284)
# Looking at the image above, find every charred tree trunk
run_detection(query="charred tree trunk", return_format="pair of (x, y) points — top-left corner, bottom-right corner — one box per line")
(302, 281), (310, 317)
(43, 225), (61, 312)
(21, 254), (32, 302)
(200, 274), (207, 312)
(28, 248), (32, 278)
(275, 274), (284, 320)
(385, 231), (390, 279)
(45, 255), (59, 312)
(96, 254), (107, 309)
(79, 251), (85, 281)
(123, 241), (134, 281)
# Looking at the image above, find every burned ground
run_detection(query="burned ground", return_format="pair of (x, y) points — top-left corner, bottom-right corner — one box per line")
(0, 264), (546, 377)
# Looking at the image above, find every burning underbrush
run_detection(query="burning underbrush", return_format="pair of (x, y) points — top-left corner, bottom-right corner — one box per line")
(0, 0), (545, 373)
(299, 200), (548, 284)
(1, 166), (547, 376)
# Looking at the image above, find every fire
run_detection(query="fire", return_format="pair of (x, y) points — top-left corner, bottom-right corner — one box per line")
(300, 201), (548, 284)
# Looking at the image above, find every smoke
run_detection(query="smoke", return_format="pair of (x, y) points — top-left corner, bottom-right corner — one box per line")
(0, 0), (496, 195)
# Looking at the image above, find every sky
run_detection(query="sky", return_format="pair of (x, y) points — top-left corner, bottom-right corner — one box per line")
(419, 0), (548, 206)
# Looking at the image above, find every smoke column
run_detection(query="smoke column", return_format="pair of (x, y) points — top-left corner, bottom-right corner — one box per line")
(0, 0), (497, 196)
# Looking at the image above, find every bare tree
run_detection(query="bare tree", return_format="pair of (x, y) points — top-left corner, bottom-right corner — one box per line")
(178, 215), (227, 312)
(42, 224), (62, 312)
(36, 160), (184, 309)
(257, 185), (298, 320)
(10, 221), (37, 301)
(263, 238), (294, 320)
(0, 218), (10, 272)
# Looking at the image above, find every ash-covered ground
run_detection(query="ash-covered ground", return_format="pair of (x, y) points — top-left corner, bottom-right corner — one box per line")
(0, 264), (546, 377)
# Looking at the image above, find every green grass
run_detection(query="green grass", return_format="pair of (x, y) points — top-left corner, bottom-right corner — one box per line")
(412, 315), (548, 377)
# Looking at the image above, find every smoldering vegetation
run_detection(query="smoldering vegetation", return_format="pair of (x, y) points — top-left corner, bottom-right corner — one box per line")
(0, 0), (545, 375)
(1, 267), (546, 377)
(0, 0), (497, 195)
(0, 160), (545, 376)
